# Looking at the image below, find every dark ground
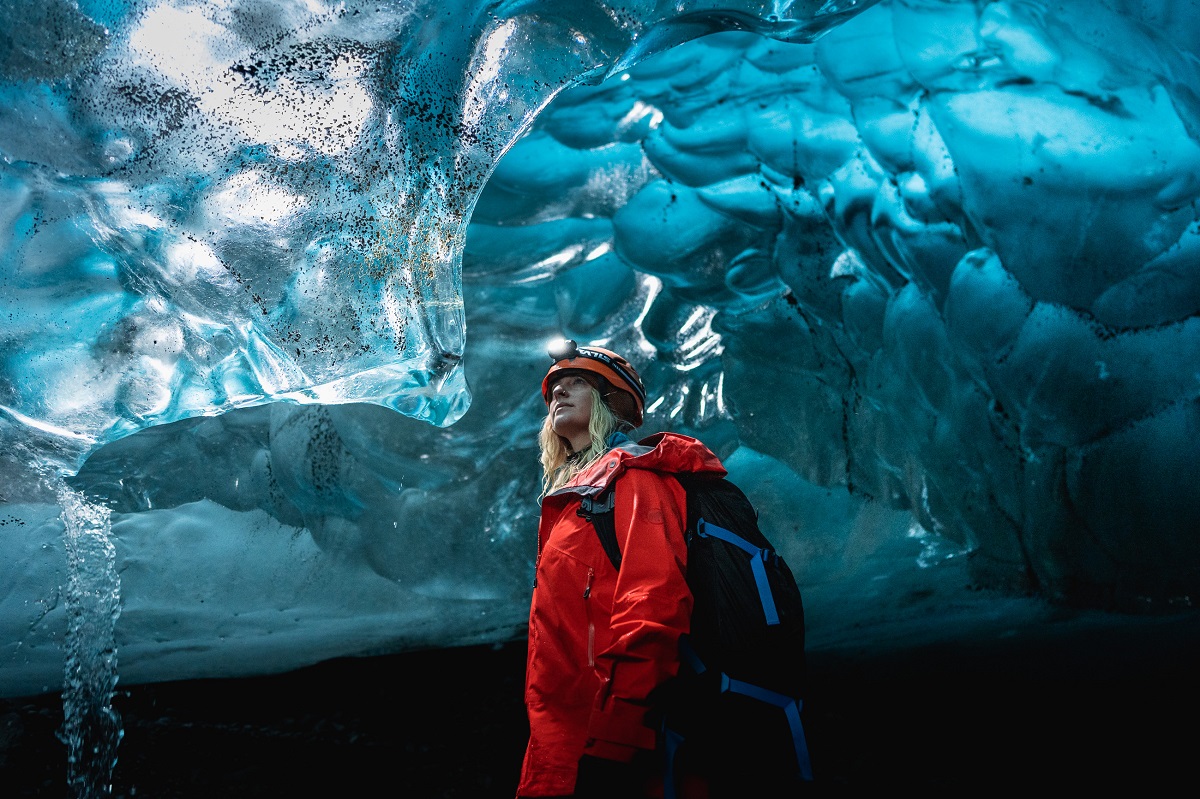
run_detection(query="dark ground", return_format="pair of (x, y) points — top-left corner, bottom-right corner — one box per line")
(3, 611), (1200, 797)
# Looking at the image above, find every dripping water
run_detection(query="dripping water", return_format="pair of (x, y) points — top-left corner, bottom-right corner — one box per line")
(54, 480), (123, 798)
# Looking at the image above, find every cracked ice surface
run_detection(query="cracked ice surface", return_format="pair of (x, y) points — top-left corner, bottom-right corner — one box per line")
(4, 0), (1200, 698)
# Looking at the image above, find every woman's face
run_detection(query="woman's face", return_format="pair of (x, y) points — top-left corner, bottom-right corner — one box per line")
(549, 373), (595, 450)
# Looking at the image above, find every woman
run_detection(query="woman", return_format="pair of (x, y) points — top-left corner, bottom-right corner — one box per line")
(516, 340), (726, 799)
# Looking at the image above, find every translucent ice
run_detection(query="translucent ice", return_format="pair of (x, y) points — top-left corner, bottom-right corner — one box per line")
(3, 0), (1200, 705)
(0, 0), (878, 474)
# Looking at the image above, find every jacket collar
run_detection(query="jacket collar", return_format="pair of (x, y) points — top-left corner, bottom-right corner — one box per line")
(546, 431), (725, 502)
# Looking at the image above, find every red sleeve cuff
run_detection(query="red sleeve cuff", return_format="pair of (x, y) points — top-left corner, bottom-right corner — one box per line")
(586, 699), (657, 750)
(584, 739), (640, 762)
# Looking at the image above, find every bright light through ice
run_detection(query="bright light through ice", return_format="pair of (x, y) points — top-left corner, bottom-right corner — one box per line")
(129, 4), (227, 85)
(676, 305), (722, 371)
(129, 3), (372, 158)
(585, 242), (612, 261)
(668, 384), (689, 419)
(45, 357), (120, 420)
(206, 171), (308, 227)
(163, 238), (233, 287)
(240, 64), (373, 157)
(632, 275), (663, 358)
(618, 100), (663, 132)
(531, 244), (585, 274)
(462, 19), (517, 132)
(0, 404), (97, 443)
(829, 249), (866, 279)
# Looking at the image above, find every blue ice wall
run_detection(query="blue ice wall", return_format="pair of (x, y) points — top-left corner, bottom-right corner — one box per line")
(3, 0), (1200, 698)
(0, 0), (875, 472)
(466, 1), (1200, 605)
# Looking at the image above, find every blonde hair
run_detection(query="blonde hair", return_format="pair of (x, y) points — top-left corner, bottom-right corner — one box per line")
(539, 384), (633, 498)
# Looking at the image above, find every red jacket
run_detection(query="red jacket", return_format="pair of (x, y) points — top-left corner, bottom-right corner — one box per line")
(517, 432), (726, 797)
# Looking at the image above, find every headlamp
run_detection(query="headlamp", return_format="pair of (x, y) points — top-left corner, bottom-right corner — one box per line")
(547, 338), (580, 362)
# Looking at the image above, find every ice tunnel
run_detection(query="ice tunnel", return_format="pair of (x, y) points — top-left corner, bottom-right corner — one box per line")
(3, 0), (1200, 790)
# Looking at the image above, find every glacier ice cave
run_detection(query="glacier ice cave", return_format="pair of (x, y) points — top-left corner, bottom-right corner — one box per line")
(4, 0), (1200, 795)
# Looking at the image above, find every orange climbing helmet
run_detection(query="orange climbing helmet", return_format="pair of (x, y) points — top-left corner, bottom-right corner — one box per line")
(541, 339), (646, 428)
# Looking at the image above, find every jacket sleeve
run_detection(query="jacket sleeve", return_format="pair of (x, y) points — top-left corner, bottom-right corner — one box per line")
(585, 467), (691, 761)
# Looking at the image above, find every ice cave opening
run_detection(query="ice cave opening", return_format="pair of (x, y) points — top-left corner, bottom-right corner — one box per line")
(3, 0), (1200, 796)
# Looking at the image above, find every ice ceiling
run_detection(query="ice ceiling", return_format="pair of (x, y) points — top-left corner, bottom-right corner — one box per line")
(3, 0), (1200, 703)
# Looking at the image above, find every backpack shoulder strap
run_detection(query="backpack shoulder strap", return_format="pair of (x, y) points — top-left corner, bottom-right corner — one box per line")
(579, 469), (688, 571)
(579, 488), (622, 570)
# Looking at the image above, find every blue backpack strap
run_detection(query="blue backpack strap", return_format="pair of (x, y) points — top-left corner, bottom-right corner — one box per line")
(661, 724), (686, 799)
(663, 634), (698, 799)
(694, 518), (781, 626)
(719, 674), (814, 782)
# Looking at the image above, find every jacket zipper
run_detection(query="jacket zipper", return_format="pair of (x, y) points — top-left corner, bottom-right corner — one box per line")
(584, 568), (595, 667)
(533, 526), (539, 588)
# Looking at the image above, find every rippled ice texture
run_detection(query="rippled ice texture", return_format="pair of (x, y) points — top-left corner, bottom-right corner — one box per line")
(4, 0), (1200, 697)
(0, 0), (869, 470)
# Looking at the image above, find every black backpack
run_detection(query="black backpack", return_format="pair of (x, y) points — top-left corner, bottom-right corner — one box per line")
(579, 472), (812, 796)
